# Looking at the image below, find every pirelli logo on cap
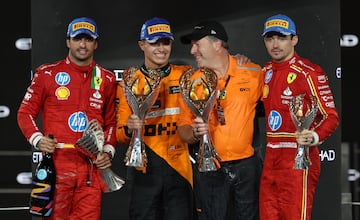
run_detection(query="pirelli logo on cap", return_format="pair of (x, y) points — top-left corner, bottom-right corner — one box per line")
(148, 24), (171, 34)
(72, 22), (96, 33)
(265, 19), (289, 29)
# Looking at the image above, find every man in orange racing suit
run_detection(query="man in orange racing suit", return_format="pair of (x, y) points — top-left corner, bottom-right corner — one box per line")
(116, 17), (194, 220)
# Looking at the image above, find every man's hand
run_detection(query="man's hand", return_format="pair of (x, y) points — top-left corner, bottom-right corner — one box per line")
(233, 53), (251, 65)
(126, 114), (143, 132)
(193, 116), (207, 137)
(37, 136), (57, 153)
(95, 151), (112, 169)
(295, 129), (315, 146)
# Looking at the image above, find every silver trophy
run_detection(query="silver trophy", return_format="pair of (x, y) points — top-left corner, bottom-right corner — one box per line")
(289, 94), (318, 170)
(179, 68), (221, 172)
(75, 119), (125, 192)
(122, 67), (161, 167)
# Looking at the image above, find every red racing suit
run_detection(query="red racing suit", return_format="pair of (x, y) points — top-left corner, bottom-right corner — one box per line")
(17, 56), (117, 220)
(260, 52), (339, 220)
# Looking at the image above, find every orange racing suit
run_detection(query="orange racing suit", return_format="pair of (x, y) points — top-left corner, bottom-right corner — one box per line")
(116, 63), (194, 219)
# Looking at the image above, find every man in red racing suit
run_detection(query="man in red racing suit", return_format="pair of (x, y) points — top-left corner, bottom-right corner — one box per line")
(17, 17), (117, 220)
(260, 14), (339, 220)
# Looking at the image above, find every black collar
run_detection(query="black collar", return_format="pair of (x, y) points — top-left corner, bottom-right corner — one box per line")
(140, 63), (171, 78)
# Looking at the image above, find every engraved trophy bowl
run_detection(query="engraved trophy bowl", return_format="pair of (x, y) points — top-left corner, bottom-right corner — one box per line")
(179, 67), (221, 172)
(122, 67), (161, 167)
(289, 94), (318, 170)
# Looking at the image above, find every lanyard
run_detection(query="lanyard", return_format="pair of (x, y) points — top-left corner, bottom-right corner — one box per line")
(218, 75), (230, 100)
(217, 76), (230, 125)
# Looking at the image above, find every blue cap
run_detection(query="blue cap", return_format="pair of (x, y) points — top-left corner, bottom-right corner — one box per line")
(67, 17), (99, 39)
(140, 17), (174, 43)
(262, 14), (296, 36)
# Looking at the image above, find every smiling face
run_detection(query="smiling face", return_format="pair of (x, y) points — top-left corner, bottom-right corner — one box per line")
(139, 38), (173, 69)
(189, 36), (220, 69)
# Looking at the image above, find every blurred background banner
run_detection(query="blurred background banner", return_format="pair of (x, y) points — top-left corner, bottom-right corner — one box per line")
(3, 0), (358, 219)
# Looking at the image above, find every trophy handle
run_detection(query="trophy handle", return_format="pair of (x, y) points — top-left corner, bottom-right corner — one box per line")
(124, 128), (147, 167)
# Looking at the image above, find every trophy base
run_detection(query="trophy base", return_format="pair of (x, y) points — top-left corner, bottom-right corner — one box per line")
(294, 161), (309, 170)
(102, 168), (125, 192)
(293, 145), (312, 170)
(124, 147), (147, 167)
(125, 160), (144, 167)
(198, 157), (220, 172)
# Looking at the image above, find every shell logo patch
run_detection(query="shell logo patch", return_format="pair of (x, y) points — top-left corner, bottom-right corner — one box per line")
(55, 87), (70, 100)
(287, 72), (297, 84)
(263, 85), (269, 98)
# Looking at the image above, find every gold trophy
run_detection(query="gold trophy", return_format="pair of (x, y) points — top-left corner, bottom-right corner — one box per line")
(122, 67), (161, 167)
(179, 68), (221, 172)
(289, 94), (318, 170)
